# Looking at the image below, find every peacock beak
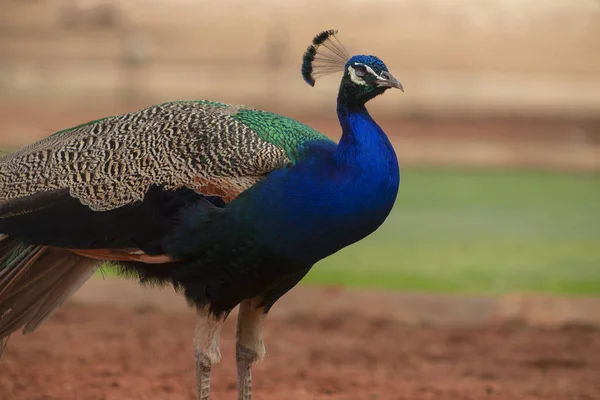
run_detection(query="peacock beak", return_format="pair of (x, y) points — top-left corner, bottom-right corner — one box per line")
(375, 71), (404, 92)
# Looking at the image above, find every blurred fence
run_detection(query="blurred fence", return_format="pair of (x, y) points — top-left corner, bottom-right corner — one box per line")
(1, 0), (600, 119)
(1, 0), (599, 171)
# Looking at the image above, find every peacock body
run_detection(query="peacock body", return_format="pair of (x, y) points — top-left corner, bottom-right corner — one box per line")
(0, 30), (402, 400)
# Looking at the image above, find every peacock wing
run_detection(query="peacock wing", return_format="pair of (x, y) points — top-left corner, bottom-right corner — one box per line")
(0, 100), (334, 261)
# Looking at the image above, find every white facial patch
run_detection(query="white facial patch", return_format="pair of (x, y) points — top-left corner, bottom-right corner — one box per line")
(348, 63), (386, 86)
(347, 65), (367, 86)
(363, 64), (386, 80)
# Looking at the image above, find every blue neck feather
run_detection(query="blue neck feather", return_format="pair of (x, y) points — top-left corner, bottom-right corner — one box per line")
(335, 102), (382, 163)
(242, 94), (400, 266)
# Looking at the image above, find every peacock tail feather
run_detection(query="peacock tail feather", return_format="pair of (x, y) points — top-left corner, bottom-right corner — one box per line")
(0, 237), (96, 353)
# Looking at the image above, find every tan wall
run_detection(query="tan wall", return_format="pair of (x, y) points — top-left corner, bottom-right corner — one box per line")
(1, 0), (599, 118)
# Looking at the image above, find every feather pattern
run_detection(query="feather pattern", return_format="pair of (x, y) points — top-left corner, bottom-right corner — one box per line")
(0, 101), (329, 212)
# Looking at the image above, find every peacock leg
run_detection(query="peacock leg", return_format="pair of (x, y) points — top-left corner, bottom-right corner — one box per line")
(235, 298), (266, 400)
(194, 306), (223, 400)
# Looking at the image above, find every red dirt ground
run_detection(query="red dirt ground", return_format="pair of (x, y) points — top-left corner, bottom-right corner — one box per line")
(1, 281), (599, 400)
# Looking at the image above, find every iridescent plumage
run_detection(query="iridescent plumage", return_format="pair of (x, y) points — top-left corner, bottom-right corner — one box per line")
(0, 29), (404, 400)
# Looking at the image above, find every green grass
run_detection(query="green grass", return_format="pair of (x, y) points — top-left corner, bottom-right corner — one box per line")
(302, 168), (600, 295)
(100, 167), (600, 295)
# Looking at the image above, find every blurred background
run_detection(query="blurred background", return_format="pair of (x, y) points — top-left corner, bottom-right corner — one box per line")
(1, 0), (599, 295)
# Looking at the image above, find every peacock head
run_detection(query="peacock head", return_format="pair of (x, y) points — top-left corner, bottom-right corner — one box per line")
(302, 30), (403, 107)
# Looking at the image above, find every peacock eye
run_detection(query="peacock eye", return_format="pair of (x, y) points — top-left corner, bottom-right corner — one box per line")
(354, 64), (367, 77)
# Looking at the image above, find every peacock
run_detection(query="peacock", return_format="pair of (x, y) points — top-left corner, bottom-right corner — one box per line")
(0, 30), (402, 400)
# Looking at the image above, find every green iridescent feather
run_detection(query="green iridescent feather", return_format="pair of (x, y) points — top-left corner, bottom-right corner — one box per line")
(232, 109), (332, 163)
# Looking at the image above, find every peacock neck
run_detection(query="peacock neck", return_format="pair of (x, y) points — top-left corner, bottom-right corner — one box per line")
(334, 100), (392, 165)
(235, 96), (400, 266)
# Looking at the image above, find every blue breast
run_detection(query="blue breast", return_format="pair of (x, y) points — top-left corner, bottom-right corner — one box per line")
(237, 106), (400, 266)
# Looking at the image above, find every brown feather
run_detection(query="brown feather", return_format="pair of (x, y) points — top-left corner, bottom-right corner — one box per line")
(68, 248), (175, 264)
(0, 242), (98, 352)
(0, 102), (288, 212)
